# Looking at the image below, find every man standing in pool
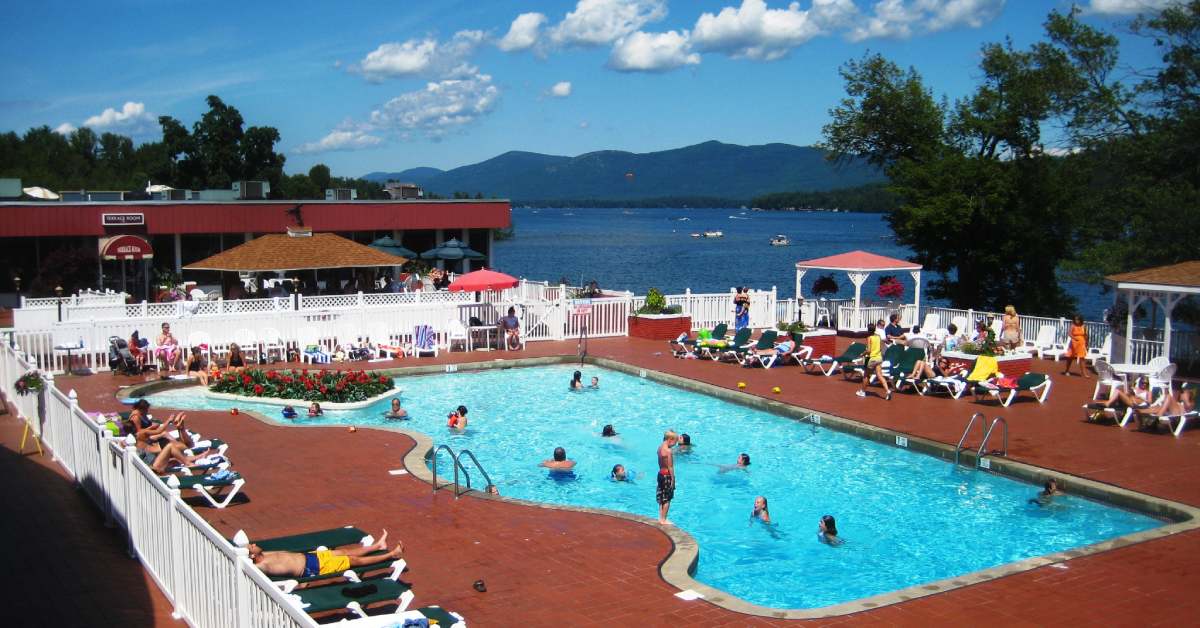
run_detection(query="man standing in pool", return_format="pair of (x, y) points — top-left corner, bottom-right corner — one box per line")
(657, 430), (679, 525)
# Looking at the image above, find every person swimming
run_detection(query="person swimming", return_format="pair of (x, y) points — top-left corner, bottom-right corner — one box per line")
(717, 452), (750, 473)
(676, 433), (693, 453)
(589, 376), (599, 389)
(541, 446), (576, 470)
(601, 424), (618, 437)
(570, 370), (583, 390)
(385, 397), (408, 420)
(611, 464), (628, 481)
(1029, 478), (1062, 506)
(307, 402), (323, 417)
(447, 405), (468, 430)
(751, 496), (770, 523)
(281, 405), (298, 420)
(818, 515), (843, 545)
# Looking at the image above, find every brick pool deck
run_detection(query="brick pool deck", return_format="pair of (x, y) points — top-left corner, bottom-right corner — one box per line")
(4, 336), (1200, 626)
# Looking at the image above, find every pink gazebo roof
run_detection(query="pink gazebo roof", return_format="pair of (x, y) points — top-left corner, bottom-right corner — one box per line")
(795, 250), (922, 272)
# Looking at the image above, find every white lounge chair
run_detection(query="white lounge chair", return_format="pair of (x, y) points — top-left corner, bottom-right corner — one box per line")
(1148, 362), (1176, 398)
(1086, 335), (1112, 365)
(1023, 325), (1064, 359)
(951, 316), (969, 336)
(406, 324), (439, 358)
(261, 327), (285, 362)
(164, 471), (245, 509)
(234, 328), (260, 363)
(921, 313), (940, 333)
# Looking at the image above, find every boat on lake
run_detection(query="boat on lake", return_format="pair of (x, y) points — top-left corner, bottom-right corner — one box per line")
(703, 230), (724, 238)
(769, 234), (790, 246)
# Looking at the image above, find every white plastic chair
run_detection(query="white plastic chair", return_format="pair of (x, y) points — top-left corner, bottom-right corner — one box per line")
(261, 327), (285, 362)
(446, 319), (469, 352)
(951, 316), (969, 336)
(234, 328), (260, 362)
(1091, 360), (1125, 401)
(921, 313), (940, 333)
(1086, 334), (1112, 365)
(1148, 362), (1177, 398)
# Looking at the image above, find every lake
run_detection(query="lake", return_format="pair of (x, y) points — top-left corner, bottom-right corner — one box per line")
(492, 207), (1111, 320)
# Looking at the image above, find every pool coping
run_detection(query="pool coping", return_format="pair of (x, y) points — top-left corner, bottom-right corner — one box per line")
(121, 356), (1200, 620)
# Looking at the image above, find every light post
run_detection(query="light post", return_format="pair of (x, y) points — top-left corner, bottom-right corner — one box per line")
(55, 285), (64, 323)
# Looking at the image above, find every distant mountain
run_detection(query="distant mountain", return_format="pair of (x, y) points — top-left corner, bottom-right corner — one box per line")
(362, 140), (883, 201)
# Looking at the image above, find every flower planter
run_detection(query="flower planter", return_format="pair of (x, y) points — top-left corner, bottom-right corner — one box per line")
(629, 314), (692, 340)
(798, 328), (837, 358)
(941, 350), (1033, 376)
(204, 385), (398, 411)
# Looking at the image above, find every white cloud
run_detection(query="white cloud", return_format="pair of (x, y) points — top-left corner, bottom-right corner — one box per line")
(54, 122), (77, 135)
(849, 0), (1005, 42)
(363, 72), (500, 140)
(608, 30), (700, 72)
(498, 12), (547, 51)
(294, 129), (383, 154)
(1086, 0), (1179, 14)
(82, 101), (158, 136)
(549, 0), (668, 47)
(550, 81), (573, 97)
(579, 121), (590, 128)
(692, 0), (858, 61)
(354, 30), (485, 82)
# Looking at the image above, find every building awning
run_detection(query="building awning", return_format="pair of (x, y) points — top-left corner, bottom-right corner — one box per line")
(183, 232), (408, 272)
(1105, 260), (1200, 294)
(99, 234), (154, 260)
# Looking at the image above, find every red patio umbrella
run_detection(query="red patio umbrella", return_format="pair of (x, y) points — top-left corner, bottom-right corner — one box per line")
(447, 269), (519, 292)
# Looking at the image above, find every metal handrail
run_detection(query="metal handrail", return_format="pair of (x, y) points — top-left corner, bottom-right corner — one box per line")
(955, 412), (987, 466)
(458, 448), (494, 494)
(431, 444), (470, 499)
(978, 417), (1009, 460)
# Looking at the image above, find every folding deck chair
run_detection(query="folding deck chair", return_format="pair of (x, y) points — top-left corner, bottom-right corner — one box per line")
(406, 324), (439, 358)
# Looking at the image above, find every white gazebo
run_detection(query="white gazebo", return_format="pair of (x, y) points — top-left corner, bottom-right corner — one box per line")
(795, 250), (923, 332)
(1105, 261), (1200, 364)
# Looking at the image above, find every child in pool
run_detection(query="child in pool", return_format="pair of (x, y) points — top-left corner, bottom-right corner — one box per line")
(818, 515), (843, 546)
(751, 496), (770, 523)
(385, 397), (408, 420)
(308, 402), (323, 417)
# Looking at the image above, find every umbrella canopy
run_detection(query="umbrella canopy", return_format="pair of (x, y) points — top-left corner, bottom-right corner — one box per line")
(419, 237), (485, 261)
(23, 186), (59, 200)
(146, 183), (174, 193)
(184, 232), (407, 272)
(369, 235), (417, 259)
(448, 269), (519, 292)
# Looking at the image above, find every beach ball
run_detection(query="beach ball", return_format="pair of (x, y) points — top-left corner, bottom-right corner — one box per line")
(772, 386), (782, 394)
(230, 408), (239, 416)
(737, 382), (747, 389)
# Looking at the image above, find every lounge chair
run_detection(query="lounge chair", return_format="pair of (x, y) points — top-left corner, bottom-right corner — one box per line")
(446, 319), (469, 352)
(847, 344), (905, 382)
(333, 606), (466, 628)
(974, 372), (1052, 406)
(239, 526), (371, 553)
(703, 327), (750, 361)
(1086, 335), (1112, 365)
(1136, 408), (1200, 437)
(261, 327), (285, 362)
(234, 328), (261, 363)
(727, 330), (777, 364)
(1091, 360), (1125, 401)
(801, 342), (866, 376)
(888, 347), (927, 393)
(786, 336), (815, 367)
(163, 470), (245, 509)
(755, 335), (810, 368)
(683, 323), (728, 350)
(921, 313), (940, 333)
(1148, 361), (1177, 398)
(406, 324), (439, 358)
(1082, 402), (1136, 427)
(1021, 325), (1062, 359)
(922, 357), (978, 398)
(284, 576), (414, 619)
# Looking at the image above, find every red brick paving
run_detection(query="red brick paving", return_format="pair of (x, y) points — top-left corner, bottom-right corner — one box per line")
(4, 335), (1200, 626)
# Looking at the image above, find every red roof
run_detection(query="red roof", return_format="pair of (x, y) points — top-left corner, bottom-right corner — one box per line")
(183, 232), (407, 272)
(795, 250), (922, 271)
(0, 200), (510, 237)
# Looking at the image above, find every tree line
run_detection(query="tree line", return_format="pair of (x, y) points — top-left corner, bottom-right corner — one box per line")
(751, 183), (899, 213)
(820, 3), (1200, 315)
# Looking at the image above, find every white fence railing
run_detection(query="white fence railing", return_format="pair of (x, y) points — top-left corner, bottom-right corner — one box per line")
(0, 342), (316, 627)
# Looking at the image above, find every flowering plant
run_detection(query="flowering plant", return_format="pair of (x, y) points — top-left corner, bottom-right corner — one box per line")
(812, 275), (839, 296)
(14, 371), (45, 396)
(876, 275), (904, 299)
(209, 368), (393, 403)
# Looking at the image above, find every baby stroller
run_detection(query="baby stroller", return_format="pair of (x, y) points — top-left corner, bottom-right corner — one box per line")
(108, 336), (140, 375)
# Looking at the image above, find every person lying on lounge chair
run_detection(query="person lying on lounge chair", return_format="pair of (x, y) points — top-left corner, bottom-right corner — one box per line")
(1134, 388), (1196, 430)
(248, 531), (403, 579)
(753, 335), (795, 359)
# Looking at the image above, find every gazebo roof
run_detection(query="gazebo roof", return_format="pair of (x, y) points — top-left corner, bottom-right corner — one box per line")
(795, 250), (922, 272)
(1105, 260), (1200, 294)
(184, 232), (408, 272)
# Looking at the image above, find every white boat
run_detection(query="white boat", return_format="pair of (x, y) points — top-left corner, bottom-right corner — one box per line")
(690, 232), (702, 238)
(703, 230), (724, 238)
(770, 234), (790, 246)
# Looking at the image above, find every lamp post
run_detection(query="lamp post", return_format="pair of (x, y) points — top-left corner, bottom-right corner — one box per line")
(55, 285), (64, 323)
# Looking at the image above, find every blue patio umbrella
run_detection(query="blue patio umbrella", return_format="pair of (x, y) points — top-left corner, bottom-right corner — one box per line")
(419, 238), (485, 261)
(368, 236), (417, 260)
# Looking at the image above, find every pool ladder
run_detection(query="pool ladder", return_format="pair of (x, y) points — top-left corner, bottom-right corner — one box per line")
(431, 445), (495, 498)
(955, 412), (1008, 467)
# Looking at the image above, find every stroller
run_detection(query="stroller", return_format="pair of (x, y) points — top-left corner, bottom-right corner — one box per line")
(108, 336), (140, 375)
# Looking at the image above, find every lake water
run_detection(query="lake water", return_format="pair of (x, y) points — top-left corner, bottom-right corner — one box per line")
(492, 207), (1110, 320)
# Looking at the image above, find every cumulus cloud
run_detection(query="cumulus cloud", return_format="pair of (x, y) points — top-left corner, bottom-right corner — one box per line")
(363, 73), (500, 140)
(1086, 0), (1179, 14)
(550, 81), (573, 97)
(692, 0), (858, 60)
(81, 101), (159, 136)
(498, 12), (548, 51)
(549, 0), (668, 47)
(54, 122), (77, 135)
(849, 0), (1005, 41)
(294, 129), (383, 154)
(354, 30), (485, 82)
(608, 30), (700, 72)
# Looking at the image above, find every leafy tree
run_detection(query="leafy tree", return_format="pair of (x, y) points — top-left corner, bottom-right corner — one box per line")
(192, 95), (245, 188)
(308, 164), (331, 191)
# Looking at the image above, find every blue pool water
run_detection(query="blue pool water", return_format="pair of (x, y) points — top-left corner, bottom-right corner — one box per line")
(147, 364), (1162, 609)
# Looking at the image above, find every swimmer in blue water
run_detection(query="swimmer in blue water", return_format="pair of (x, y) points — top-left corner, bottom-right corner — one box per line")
(818, 515), (843, 546)
(541, 446), (576, 471)
(676, 433), (693, 454)
(751, 496), (770, 523)
(281, 405), (298, 420)
(611, 464), (629, 481)
(717, 452), (750, 473)
(589, 376), (599, 389)
(385, 397), (408, 420)
(602, 424), (618, 437)
(1029, 479), (1062, 506)
(570, 370), (583, 390)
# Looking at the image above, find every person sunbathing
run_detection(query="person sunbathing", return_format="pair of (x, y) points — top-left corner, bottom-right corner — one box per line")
(1135, 388), (1196, 430)
(1098, 377), (1152, 410)
(248, 532), (403, 579)
(753, 336), (795, 359)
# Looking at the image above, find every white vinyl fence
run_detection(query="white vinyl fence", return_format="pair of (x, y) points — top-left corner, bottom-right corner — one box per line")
(0, 342), (316, 628)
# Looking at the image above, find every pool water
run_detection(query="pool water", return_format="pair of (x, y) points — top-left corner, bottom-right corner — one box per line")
(146, 364), (1163, 609)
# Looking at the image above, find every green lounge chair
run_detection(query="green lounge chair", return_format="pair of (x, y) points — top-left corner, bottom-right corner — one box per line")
(284, 577), (413, 617)
(684, 323), (727, 348)
(162, 471), (245, 508)
(974, 372), (1052, 407)
(802, 342), (865, 376)
(729, 330), (777, 364)
(703, 327), (752, 361)
(848, 344), (904, 382)
(888, 347), (926, 392)
(245, 526), (370, 553)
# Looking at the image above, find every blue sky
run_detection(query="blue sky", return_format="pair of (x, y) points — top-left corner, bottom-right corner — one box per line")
(0, 0), (1178, 177)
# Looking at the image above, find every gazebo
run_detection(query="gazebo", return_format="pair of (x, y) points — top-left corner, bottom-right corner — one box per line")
(795, 250), (923, 332)
(1105, 260), (1200, 364)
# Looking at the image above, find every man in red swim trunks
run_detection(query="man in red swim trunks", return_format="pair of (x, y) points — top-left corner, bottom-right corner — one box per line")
(657, 430), (679, 525)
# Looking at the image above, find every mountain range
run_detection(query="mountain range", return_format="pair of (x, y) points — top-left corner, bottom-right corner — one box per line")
(363, 140), (883, 202)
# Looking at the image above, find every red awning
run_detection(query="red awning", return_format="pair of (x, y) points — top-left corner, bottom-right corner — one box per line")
(100, 234), (154, 260)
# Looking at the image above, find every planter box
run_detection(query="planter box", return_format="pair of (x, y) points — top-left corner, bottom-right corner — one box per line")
(799, 328), (837, 358)
(942, 350), (1033, 376)
(629, 314), (692, 340)
(204, 385), (398, 411)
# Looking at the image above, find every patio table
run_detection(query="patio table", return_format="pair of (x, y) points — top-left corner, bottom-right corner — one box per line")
(1108, 362), (1159, 384)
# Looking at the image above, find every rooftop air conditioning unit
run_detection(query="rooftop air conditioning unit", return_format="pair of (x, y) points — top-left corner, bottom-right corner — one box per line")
(233, 180), (269, 200)
(325, 188), (357, 201)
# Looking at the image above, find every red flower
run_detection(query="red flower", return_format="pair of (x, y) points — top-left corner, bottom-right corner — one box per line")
(253, 384), (264, 395)
(305, 382), (314, 390)
(378, 376), (389, 384)
(242, 375), (252, 385)
(335, 382), (346, 391)
(266, 371), (276, 379)
(319, 385), (328, 394)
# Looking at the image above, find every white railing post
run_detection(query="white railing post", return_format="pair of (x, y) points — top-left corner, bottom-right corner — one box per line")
(169, 492), (185, 620)
(770, 286), (778, 328)
(357, 291), (365, 308)
(558, 284), (568, 340)
(141, 301), (148, 317)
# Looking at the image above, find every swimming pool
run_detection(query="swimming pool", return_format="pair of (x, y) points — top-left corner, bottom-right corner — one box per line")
(145, 363), (1165, 610)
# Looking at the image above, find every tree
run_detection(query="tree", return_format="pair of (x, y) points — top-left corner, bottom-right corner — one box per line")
(192, 95), (245, 188)
(308, 164), (331, 191)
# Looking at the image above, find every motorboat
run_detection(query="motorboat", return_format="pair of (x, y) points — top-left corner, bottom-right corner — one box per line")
(769, 234), (790, 246)
(703, 230), (724, 238)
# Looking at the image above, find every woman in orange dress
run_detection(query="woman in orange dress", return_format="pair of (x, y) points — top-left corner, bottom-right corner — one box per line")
(1061, 315), (1089, 378)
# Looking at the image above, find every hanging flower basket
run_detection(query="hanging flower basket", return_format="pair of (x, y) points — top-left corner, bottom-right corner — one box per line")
(876, 275), (904, 300)
(812, 275), (839, 296)
(14, 371), (45, 396)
